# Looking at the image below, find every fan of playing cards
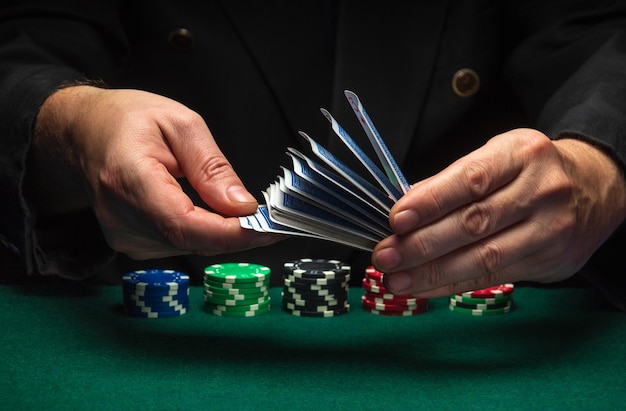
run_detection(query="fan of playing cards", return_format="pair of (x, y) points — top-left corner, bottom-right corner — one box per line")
(239, 90), (411, 251)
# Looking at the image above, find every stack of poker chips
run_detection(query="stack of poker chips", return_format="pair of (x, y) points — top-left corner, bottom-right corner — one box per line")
(282, 258), (351, 317)
(203, 263), (271, 317)
(122, 269), (190, 318)
(449, 284), (515, 316)
(361, 266), (429, 316)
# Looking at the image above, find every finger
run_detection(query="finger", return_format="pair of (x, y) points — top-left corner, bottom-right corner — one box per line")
(161, 112), (258, 217)
(381, 213), (570, 296)
(392, 245), (575, 300)
(372, 172), (536, 272)
(389, 130), (542, 236)
(101, 159), (281, 257)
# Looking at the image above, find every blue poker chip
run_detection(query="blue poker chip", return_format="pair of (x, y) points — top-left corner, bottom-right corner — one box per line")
(122, 287), (190, 298)
(122, 269), (190, 318)
(122, 269), (190, 290)
(124, 292), (190, 303)
(124, 306), (187, 318)
(123, 301), (188, 313)
(125, 298), (190, 308)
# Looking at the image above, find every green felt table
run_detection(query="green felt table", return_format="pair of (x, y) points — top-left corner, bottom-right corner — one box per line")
(1, 283), (624, 411)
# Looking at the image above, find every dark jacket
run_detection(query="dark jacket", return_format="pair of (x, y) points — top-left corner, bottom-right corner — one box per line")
(1, 0), (625, 307)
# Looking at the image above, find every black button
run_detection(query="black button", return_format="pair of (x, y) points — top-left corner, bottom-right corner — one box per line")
(168, 28), (195, 51)
(452, 68), (480, 98)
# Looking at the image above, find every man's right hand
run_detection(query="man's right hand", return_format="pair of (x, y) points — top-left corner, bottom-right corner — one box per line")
(32, 86), (282, 259)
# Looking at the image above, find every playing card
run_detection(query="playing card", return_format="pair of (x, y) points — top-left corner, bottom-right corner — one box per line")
(239, 91), (409, 252)
(344, 90), (411, 194)
(320, 108), (402, 201)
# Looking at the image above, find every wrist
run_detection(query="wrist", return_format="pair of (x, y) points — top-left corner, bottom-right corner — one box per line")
(26, 85), (104, 215)
(554, 138), (626, 228)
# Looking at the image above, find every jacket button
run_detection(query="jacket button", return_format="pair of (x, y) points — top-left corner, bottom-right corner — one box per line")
(452, 68), (480, 97)
(168, 28), (195, 51)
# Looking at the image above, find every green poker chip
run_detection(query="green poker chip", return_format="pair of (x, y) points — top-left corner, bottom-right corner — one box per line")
(448, 304), (513, 316)
(204, 283), (269, 296)
(206, 305), (271, 317)
(204, 298), (271, 312)
(204, 263), (271, 283)
(203, 293), (270, 306)
(450, 294), (513, 305)
(204, 278), (269, 289)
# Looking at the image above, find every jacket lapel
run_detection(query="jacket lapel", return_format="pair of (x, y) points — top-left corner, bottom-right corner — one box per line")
(216, 1), (335, 148)
(329, 1), (450, 171)
(217, 1), (450, 172)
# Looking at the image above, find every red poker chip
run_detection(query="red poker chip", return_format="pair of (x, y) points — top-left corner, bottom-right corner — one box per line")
(362, 278), (383, 287)
(362, 292), (428, 305)
(362, 305), (429, 316)
(364, 266), (385, 282)
(361, 296), (428, 311)
(362, 279), (388, 294)
(460, 284), (515, 298)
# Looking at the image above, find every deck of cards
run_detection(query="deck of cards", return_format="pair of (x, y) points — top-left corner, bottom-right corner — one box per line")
(239, 91), (410, 251)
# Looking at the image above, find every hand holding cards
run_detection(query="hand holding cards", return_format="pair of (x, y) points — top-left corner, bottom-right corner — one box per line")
(239, 91), (409, 251)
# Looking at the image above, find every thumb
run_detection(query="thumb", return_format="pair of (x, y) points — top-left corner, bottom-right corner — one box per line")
(165, 113), (258, 217)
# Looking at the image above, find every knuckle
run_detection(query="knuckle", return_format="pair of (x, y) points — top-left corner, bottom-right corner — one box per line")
(407, 231), (435, 260)
(202, 155), (234, 181)
(460, 202), (492, 239)
(162, 220), (187, 249)
(474, 240), (505, 274)
(553, 211), (577, 237)
(464, 160), (493, 201)
(176, 110), (206, 133)
(418, 261), (447, 289)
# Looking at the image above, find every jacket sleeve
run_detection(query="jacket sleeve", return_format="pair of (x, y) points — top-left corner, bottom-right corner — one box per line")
(504, 0), (626, 310)
(0, 1), (128, 279)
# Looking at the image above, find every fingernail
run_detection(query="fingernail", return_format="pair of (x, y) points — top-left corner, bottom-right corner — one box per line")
(392, 210), (419, 234)
(385, 272), (412, 293)
(227, 185), (256, 204)
(374, 247), (401, 271)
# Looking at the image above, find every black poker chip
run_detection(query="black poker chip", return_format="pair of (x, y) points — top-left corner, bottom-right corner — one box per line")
(282, 258), (351, 317)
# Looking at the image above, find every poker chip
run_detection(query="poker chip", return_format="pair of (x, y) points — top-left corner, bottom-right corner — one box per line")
(449, 299), (512, 310)
(204, 290), (269, 301)
(281, 290), (346, 302)
(362, 306), (428, 316)
(204, 263), (271, 283)
(282, 258), (350, 317)
(125, 307), (188, 319)
(283, 277), (348, 290)
(364, 266), (384, 283)
(283, 305), (350, 318)
(284, 258), (351, 279)
(450, 294), (512, 305)
(282, 295), (347, 307)
(361, 295), (428, 311)
(362, 292), (425, 304)
(361, 266), (429, 316)
(460, 284), (514, 298)
(448, 304), (512, 316)
(361, 279), (387, 294)
(122, 269), (190, 318)
(123, 269), (189, 289)
(283, 286), (347, 297)
(204, 284), (269, 297)
(204, 278), (267, 289)
(282, 300), (349, 312)
(449, 284), (515, 316)
(283, 274), (350, 287)
(208, 305), (271, 317)
(204, 299), (271, 312)
(203, 263), (272, 317)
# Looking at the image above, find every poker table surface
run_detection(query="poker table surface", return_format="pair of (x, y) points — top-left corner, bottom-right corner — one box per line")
(1, 282), (624, 411)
